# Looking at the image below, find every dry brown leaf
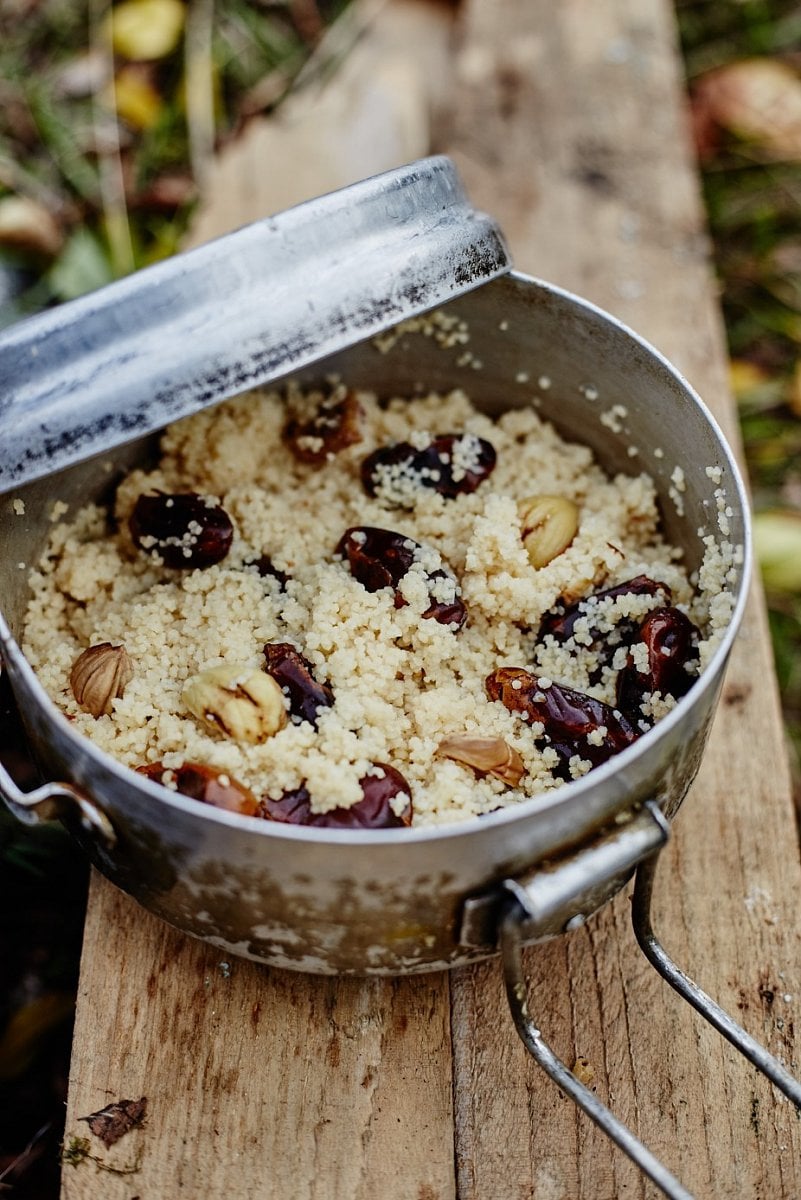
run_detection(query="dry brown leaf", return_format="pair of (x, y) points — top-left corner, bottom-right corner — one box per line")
(693, 59), (801, 161)
(79, 1098), (147, 1149)
(0, 195), (64, 258)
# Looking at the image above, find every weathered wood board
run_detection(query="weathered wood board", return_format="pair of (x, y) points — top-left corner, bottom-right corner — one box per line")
(61, 2), (801, 1198)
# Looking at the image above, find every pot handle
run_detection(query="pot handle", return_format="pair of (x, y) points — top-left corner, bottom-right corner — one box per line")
(460, 801), (670, 948)
(0, 757), (116, 848)
(491, 802), (694, 1200)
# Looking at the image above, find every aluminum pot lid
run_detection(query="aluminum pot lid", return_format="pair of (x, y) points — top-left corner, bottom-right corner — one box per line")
(0, 156), (511, 494)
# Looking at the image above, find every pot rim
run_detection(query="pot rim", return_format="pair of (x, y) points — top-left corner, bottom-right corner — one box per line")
(0, 270), (753, 848)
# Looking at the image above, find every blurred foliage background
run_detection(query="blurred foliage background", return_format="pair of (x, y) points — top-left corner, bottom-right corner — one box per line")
(1, 0), (800, 1193)
(677, 0), (801, 792)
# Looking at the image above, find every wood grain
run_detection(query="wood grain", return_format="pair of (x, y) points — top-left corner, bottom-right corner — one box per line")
(62, 882), (454, 1199)
(62, 1), (801, 1198)
(62, 5), (457, 1198)
(441, 1), (801, 1196)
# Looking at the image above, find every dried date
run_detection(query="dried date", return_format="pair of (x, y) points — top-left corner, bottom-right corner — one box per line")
(244, 554), (290, 588)
(616, 606), (699, 722)
(261, 763), (412, 828)
(361, 433), (496, 504)
(130, 491), (233, 569)
(283, 392), (364, 464)
(336, 526), (466, 628)
(263, 643), (334, 728)
(538, 575), (670, 643)
(486, 667), (639, 772)
(138, 761), (259, 815)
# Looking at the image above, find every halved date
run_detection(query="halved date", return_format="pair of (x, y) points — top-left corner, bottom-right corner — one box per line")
(336, 526), (466, 628)
(263, 642), (334, 728)
(538, 575), (670, 643)
(137, 761), (259, 815)
(244, 554), (290, 588)
(283, 392), (364, 464)
(616, 606), (699, 722)
(362, 433), (496, 504)
(130, 491), (233, 569)
(486, 667), (639, 771)
(261, 762), (412, 828)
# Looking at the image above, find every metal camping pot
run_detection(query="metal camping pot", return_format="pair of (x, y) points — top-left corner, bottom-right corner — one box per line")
(0, 270), (749, 973)
(6, 158), (800, 1200)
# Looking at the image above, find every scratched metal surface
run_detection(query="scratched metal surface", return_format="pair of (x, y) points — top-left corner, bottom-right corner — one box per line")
(0, 156), (509, 493)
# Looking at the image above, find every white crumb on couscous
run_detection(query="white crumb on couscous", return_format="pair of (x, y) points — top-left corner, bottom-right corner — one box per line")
(22, 385), (737, 827)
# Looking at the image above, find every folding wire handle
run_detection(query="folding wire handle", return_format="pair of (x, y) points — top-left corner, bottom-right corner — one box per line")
(496, 801), (801, 1200)
(0, 754), (116, 848)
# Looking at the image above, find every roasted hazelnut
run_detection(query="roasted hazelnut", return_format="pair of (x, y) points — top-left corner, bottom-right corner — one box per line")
(361, 433), (496, 506)
(182, 663), (287, 743)
(283, 392), (364, 463)
(70, 643), (133, 718)
(336, 526), (466, 628)
(137, 761), (259, 816)
(261, 762), (412, 828)
(519, 495), (579, 569)
(436, 734), (525, 786)
(263, 643), (333, 728)
(130, 491), (233, 569)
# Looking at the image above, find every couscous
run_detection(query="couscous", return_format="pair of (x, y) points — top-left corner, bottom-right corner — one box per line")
(21, 383), (737, 828)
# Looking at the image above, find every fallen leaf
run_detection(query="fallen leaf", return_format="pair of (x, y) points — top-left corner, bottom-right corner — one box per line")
(753, 509), (801, 592)
(693, 59), (801, 161)
(130, 172), (196, 210)
(0, 196), (64, 258)
(111, 64), (163, 130)
(78, 1097), (147, 1149)
(729, 358), (769, 399)
(110, 0), (185, 62)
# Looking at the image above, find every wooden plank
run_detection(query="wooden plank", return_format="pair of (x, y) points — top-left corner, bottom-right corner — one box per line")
(61, 5), (458, 1198)
(441, 1), (801, 1196)
(60, 0), (801, 1197)
(62, 882), (454, 1199)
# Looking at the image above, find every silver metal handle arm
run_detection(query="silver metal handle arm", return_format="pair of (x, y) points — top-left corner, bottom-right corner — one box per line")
(501, 901), (695, 1200)
(0, 757), (115, 848)
(497, 801), (694, 1200)
(460, 801), (670, 949)
(632, 852), (801, 1110)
